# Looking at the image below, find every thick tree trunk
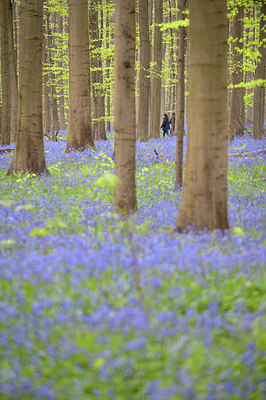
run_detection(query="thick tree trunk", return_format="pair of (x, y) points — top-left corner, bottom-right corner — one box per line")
(8, 0), (47, 174)
(90, 0), (107, 141)
(0, 0), (11, 145)
(114, 0), (137, 213)
(137, 0), (150, 141)
(175, 0), (186, 188)
(66, 0), (94, 151)
(228, 6), (245, 142)
(150, 0), (163, 138)
(176, 0), (229, 232)
(253, 3), (265, 140)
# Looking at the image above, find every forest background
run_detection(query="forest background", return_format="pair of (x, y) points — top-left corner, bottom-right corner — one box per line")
(0, 0), (265, 399)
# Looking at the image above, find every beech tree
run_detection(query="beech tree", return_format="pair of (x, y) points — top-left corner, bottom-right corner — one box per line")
(150, 0), (163, 138)
(175, 0), (187, 188)
(90, 0), (107, 141)
(114, 0), (137, 213)
(0, 0), (11, 145)
(228, 5), (244, 142)
(176, 0), (229, 231)
(66, 0), (94, 151)
(8, 0), (48, 174)
(253, 2), (265, 140)
(137, 0), (150, 141)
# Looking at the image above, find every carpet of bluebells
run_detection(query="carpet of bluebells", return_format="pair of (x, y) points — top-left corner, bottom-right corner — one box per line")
(0, 132), (265, 400)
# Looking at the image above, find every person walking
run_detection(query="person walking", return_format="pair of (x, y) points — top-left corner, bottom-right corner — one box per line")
(161, 113), (170, 137)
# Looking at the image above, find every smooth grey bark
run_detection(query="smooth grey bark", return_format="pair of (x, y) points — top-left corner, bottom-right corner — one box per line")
(8, 0), (48, 174)
(228, 6), (244, 142)
(66, 0), (94, 151)
(114, 0), (137, 213)
(137, 0), (150, 141)
(90, 0), (107, 140)
(253, 3), (265, 140)
(0, 0), (11, 145)
(176, 0), (229, 232)
(149, 0), (163, 138)
(175, 0), (187, 188)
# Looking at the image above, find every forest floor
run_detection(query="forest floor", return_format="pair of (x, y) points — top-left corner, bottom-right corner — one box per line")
(0, 133), (265, 400)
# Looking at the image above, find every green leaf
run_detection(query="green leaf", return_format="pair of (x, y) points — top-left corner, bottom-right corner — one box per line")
(15, 204), (36, 212)
(0, 199), (16, 207)
(80, 165), (91, 175)
(229, 79), (266, 89)
(31, 228), (50, 237)
(159, 20), (189, 31)
(45, 219), (68, 230)
(95, 173), (122, 190)
(1, 239), (16, 251)
(233, 226), (245, 238)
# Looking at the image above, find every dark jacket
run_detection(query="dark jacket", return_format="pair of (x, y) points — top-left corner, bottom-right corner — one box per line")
(161, 115), (170, 132)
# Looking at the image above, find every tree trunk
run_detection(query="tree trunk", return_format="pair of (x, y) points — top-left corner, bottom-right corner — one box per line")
(150, 0), (163, 138)
(168, 0), (177, 130)
(176, 0), (229, 232)
(90, 0), (107, 141)
(104, 0), (112, 132)
(50, 12), (60, 138)
(114, 0), (137, 213)
(66, 0), (94, 151)
(137, 0), (150, 141)
(57, 13), (66, 131)
(228, 6), (244, 142)
(244, 6), (254, 125)
(43, 10), (51, 135)
(253, 3), (265, 140)
(175, 0), (186, 188)
(8, 0), (18, 142)
(245, 70), (253, 123)
(0, 0), (11, 145)
(8, 0), (48, 174)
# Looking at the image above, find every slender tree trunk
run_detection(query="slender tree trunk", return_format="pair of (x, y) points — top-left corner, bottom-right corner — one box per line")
(106, 2), (111, 132)
(43, 11), (51, 135)
(114, 0), (137, 213)
(253, 3), (265, 140)
(176, 0), (229, 232)
(245, 70), (254, 123)
(8, 0), (18, 142)
(175, 0), (186, 188)
(46, 12), (59, 140)
(244, 6), (254, 124)
(104, 0), (112, 132)
(150, 0), (163, 138)
(67, 0), (94, 151)
(51, 12), (60, 137)
(8, 0), (47, 174)
(168, 0), (177, 128)
(0, 0), (11, 145)
(137, 0), (150, 141)
(228, 6), (244, 142)
(90, 0), (107, 140)
(57, 13), (66, 130)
